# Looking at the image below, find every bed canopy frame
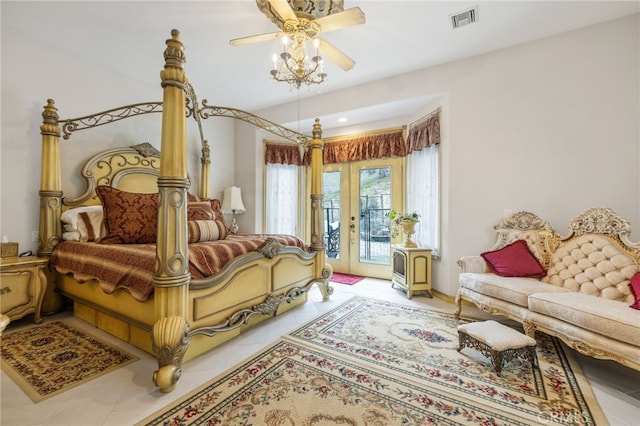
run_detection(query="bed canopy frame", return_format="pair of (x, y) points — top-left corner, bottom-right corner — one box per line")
(38, 29), (330, 392)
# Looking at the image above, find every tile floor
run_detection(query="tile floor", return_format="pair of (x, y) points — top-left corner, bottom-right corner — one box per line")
(1, 278), (639, 425)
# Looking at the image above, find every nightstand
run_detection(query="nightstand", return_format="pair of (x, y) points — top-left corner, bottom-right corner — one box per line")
(391, 245), (432, 299)
(0, 256), (47, 323)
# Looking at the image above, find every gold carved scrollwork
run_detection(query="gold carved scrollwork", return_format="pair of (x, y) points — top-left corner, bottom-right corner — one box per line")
(199, 101), (310, 144)
(522, 320), (536, 338)
(163, 29), (186, 70)
(131, 142), (160, 158)
(568, 339), (621, 362)
(41, 99), (60, 134)
(152, 316), (190, 393)
(569, 207), (630, 236)
(60, 103), (163, 140)
(191, 288), (313, 338)
(494, 211), (555, 233)
(258, 238), (282, 259)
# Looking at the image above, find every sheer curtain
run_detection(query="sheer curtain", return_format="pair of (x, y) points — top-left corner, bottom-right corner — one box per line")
(265, 163), (298, 234)
(407, 145), (439, 256)
(406, 110), (440, 256)
(264, 142), (304, 235)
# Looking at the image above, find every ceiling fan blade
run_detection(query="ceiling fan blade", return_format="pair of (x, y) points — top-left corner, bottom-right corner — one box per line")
(314, 7), (366, 33)
(230, 31), (284, 46)
(267, 0), (298, 23)
(318, 38), (355, 71)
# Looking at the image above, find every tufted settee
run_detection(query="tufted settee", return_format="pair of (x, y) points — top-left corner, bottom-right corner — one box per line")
(455, 207), (640, 371)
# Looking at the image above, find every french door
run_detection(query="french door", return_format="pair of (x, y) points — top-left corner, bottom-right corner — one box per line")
(323, 157), (403, 278)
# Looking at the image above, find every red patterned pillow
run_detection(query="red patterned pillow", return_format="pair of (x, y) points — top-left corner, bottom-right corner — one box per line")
(481, 239), (546, 278)
(209, 199), (228, 231)
(629, 273), (640, 310)
(188, 201), (215, 221)
(97, 186), (158, 244)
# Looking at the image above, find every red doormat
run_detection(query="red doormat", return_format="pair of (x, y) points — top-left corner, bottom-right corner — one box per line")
(330, 273), (364, 285)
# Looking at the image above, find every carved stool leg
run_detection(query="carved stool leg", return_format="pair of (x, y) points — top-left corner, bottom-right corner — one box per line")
(491, 350), (504, 376)
(527, 346), (538, 369)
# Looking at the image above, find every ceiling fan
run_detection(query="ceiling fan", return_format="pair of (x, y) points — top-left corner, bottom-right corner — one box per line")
(230, 0), (365, 71)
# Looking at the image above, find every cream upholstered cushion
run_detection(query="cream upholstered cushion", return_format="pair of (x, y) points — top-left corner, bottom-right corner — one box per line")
(458, 320), (536, 351)
(542, 234), (638, 303)
(528, 292), (640, 346)
(459, 273), (572, 307)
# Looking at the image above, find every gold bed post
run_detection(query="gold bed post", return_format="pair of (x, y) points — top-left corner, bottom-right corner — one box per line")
(200, 141), (210, 199)
(152, 29), (191, 393)
(38, 100), (64, 313)
(309, 118), (333, 300)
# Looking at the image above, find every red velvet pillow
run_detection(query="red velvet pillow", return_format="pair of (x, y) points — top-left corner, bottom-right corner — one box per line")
(629, 273), (640, 310)
(97, 186), (158, 244)
(481, 239), (546, 278)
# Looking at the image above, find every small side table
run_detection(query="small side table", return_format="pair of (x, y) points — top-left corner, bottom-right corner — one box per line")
(391, 245), (432, 298)
(0, 256), (48, 324)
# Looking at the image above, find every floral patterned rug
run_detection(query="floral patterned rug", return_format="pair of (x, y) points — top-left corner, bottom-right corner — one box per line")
(138, 297), (607, 425)
(1, 320), (138, 402)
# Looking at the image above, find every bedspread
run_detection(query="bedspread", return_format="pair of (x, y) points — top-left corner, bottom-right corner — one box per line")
(50, 234), (308, 302)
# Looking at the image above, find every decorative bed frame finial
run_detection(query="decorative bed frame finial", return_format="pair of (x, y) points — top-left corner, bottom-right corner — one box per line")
(164, 29), (185, 71)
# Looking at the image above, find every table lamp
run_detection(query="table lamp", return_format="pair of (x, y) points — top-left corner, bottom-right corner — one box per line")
(221, 186), (246, 233)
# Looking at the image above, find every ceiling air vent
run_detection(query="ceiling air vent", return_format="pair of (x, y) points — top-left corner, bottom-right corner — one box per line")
(451, 6), (478, 29)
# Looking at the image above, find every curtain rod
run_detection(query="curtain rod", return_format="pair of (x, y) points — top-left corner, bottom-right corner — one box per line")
(409, 107), (441, 128)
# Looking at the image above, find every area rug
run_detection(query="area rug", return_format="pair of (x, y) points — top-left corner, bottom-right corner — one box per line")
(1, 320), (138, 402)
(330, 272), (365, 285)
(138, 297), (607, 425)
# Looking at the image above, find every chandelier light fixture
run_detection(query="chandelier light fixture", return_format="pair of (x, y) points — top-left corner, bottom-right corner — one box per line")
(231, 1), (366, 91)
(270, 22), (327, 89)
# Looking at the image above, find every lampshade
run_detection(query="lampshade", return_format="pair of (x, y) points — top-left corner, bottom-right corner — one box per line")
(221, 186), (246, 214)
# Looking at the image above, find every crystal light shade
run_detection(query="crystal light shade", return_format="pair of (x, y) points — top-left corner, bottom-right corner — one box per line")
(270, 34), (326, 89)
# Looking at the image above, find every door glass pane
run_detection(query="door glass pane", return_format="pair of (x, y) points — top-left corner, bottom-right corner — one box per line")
(323, 171), (341, 259)
(359, 167), (391, 264)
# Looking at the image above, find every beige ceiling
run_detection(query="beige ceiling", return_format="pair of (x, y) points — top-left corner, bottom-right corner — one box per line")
(3, 1), (638, 126)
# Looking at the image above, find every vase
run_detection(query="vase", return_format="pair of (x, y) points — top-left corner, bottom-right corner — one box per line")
(401, 220), (418, 248)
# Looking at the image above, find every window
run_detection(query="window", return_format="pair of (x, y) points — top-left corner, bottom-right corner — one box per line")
(265, 163), (298, 234)
(406, 110), (440, 256)
(263, 142), (304, 236)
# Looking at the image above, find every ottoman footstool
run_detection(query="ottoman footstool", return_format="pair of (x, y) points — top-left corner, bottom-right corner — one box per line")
(457, 320), (538, 376)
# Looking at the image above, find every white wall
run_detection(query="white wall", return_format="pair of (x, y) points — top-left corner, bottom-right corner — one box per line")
(252, 14), (639, 296)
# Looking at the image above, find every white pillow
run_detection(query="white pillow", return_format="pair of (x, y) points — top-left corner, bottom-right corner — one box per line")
(61, 206), (104, 241)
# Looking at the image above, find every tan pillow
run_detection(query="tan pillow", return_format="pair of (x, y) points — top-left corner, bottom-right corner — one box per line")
(97, 186), (158, 244)
(188, 220), (227, 242)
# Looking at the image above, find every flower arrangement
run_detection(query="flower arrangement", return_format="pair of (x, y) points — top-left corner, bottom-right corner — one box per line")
(385, 210), (421, 239)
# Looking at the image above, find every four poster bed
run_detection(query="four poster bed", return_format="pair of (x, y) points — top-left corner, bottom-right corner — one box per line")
(37, 29), (332, 393)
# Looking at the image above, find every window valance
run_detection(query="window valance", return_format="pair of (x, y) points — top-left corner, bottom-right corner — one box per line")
(264, 142), (307, 166)
(407, 110), (440, 153)
(323, 128), (406, 164)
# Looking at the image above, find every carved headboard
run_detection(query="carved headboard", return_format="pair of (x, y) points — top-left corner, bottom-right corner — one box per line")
(62, 142), (162, 209)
